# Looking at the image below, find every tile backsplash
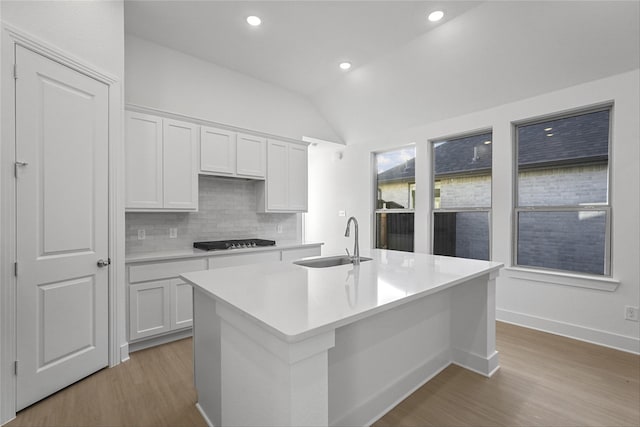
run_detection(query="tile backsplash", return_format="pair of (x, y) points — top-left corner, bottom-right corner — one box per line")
(126, 175), (299, 254)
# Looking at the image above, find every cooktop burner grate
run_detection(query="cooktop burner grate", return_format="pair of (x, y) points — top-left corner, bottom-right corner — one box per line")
(193, 239), (276, 251)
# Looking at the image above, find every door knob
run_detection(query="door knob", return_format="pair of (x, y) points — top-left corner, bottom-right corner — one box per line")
(97, 258), (111, 268)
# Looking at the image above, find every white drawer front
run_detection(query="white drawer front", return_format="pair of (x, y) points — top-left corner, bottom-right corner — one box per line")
(208, 251), (281, 269)
(129, 258), (207, 283)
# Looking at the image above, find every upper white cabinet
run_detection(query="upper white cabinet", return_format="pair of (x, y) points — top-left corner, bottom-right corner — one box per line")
(200, 126), (236, 176)
(258, 139), (308, 212)
(200, 126), (266, 179)
(126, 111), (198, 211)
(125, 112), (163, 209)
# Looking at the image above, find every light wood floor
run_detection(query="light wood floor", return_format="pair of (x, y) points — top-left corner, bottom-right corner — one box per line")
(6, 322), (639, 427)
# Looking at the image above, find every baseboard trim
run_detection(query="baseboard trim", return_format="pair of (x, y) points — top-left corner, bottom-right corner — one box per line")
(195, 403), (214, 427)
(119, 343), (130, 363)
(331, 349), (451, 427)
(451, 348), (500, 378)
(497, 309), (640, 355)
(129, 328), (193, 353)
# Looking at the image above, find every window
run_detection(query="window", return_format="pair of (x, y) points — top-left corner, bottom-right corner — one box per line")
(375, 147), (415, 252)
(515, 108), (611, 276)
(432, 132), (492, 260)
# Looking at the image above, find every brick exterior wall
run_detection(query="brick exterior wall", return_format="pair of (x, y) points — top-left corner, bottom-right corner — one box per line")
(517, 210), (606, 274)
(455, 212), (490, 260)
(437, 174), (491, 208)
(434, 164), (607, 271)
(126, 175), (298, 254)
(378, 181), (413, 209)
(518, 164), (608, 206)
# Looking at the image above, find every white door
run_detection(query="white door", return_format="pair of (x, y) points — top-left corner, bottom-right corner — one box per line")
(15, 45), (109, 410)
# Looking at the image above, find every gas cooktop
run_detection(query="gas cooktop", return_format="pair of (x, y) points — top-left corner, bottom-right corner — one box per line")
(193, 239), (276, 251)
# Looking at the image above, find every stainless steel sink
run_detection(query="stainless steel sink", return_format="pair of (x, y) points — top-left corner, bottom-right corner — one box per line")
(293, 255), (372, 268)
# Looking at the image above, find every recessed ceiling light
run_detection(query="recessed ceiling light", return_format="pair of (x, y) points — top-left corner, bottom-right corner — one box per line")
(484, 140), (492, 145)
(339, 62), (352, 70)
(547, 133), (554, 137)
(544, 127), (553, 131)
(246, 16), (261, 26)
(428, 11), (444, 22)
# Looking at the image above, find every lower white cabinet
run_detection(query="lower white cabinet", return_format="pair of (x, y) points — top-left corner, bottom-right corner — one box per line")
(128, 258), (206, 343)
(126, 244), (322, 347)
(129, 280), (172, 341)
(172, 280), (194, 330)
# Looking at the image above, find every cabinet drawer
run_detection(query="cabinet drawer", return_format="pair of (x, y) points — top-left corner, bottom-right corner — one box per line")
(129, 258), (207, 283)
(208, 251), (280, 269)
(281, 246), (321, 262)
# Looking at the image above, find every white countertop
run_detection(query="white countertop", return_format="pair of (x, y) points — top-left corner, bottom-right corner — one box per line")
(181, 249), (503, 342)
(125, 241), (323, 263)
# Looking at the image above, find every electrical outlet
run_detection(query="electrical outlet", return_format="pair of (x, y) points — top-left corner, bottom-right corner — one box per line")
(338, 210), (346, 217)
(169, 228), (178, 239)
(137, 229), (145, 240)
(276, 224), (283, 234)
(624, 306), (639, 322)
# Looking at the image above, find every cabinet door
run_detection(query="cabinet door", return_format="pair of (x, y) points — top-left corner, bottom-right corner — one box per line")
(266, 140), (289, 210)
(125, 111), (163, 209)
(163, 119), (198, 210)
(129, 281), (171, 341)
(236, 133), (266, 178)
(200, 126), (236, 176)
(288, 144), (308, 211)
(171, 280), (193, 330)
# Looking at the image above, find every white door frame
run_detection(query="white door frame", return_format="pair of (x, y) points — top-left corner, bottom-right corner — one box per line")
(0, 23), (125, 424)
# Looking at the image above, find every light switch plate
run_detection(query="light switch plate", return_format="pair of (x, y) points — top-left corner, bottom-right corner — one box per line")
(169, 228), (178, 239)
(137, 229), (145, 240)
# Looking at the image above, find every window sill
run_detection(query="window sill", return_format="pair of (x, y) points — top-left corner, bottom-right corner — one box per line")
(502, 267), (620, 292)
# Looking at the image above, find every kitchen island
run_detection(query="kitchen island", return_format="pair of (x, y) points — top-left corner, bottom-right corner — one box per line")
(181, 249), (503, 427)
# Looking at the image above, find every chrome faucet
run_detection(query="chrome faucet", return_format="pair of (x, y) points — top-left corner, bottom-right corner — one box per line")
(344, 216), (360, 265)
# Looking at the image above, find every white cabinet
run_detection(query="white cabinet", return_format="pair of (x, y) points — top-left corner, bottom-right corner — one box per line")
(200, 127), (266, 179)
(172, 280), (193, 330)
(163, 119), (199, 210)
(200, 126), (236, 176)
(126, 245), (321, 348)
(125, 112), (163, 209)
(129, 280), (172, 340)
(125, 111), (198, 211)
(258, 139), (308, 212)
(237, 133), (267, 178)
(127, 258), (206, 343)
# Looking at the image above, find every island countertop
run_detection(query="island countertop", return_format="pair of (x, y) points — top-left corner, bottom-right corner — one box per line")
(181, 249), (503, 342)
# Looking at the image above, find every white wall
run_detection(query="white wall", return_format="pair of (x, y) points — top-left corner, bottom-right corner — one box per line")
(0, 1), (125, 423)
(125, 35), (340, 143)
(306, 70), (640, 353)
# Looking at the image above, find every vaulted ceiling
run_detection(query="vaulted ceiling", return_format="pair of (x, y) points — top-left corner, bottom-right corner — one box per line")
(125, 1), (640, 143)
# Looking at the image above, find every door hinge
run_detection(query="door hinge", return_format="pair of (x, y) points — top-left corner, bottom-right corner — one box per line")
(14, 360), (18, 376)
(14, 262), (18, 277)
(13, 63), (17, 80)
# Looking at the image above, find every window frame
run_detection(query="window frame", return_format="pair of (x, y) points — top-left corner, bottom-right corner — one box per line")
(430, 130), (493, 260)
(512, 104), (613, 277)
